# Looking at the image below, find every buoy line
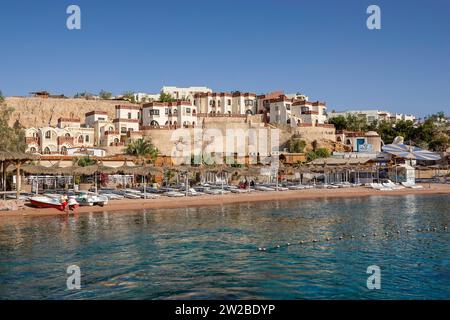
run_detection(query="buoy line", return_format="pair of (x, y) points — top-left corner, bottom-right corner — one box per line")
(257, 225), (448, 252)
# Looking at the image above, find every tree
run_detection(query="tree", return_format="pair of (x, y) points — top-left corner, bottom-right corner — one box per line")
(159, 92), (175, 103)
(0, 90), (4, 103)
(345, 114), (366, 132)
(289, 139), (306, 153)
(75, 156), (97, 167)
(328, 115), (347, 131)
(125, 138), (158, 162)
(0, 102), (26, 152)
(306, 147), (330, 162)
(99, 90), (112, 100)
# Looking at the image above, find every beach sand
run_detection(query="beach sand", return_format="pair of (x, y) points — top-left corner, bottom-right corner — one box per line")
(0, 184), (449, 220)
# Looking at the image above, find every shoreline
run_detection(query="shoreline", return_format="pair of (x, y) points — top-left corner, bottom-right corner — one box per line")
(1, 184), (449, 219)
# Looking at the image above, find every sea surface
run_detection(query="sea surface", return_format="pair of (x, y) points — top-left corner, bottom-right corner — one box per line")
(0, 194), (449, 300)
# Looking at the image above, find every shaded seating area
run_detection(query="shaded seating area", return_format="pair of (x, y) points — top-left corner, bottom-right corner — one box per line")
(0, 151), (39, 199)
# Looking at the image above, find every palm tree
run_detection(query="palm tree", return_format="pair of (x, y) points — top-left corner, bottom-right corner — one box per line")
(125, 138), (158, 163)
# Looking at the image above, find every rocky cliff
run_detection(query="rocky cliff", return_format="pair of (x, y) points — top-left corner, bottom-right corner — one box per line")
(5, 97), (136, 127)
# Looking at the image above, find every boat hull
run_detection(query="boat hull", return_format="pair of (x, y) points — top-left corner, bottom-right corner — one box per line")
(30, 199), (64, 211)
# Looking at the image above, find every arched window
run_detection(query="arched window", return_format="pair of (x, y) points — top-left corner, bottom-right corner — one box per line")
(29, 147), (37, 153)
(65, 133), (70, 137)
(150, 120), (159, 127)
(78, 135), (84, 143)
(114, 138), (119, 144)
(45, 131), (51, 139)
(61, 146), (67, 155)
(246, 110), (253, 115)
(44, 147), (51, 154)
(346, 139), (351, 145)
(109, 126), (114, 132)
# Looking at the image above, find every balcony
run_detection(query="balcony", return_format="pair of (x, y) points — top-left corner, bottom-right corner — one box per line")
(57, 136), (74, 145)
(301, 110), (319, 115)
(25, 137), (39, 144)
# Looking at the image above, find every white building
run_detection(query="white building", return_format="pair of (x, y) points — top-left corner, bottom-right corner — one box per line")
(268, 96), (327, 126)
(113, 105), (141, 134)
(161, 86), (212, 102)
(291, 100), (327, 125)
(142, 101), (197, 127)
(328, 109), (416, 123)
(134, 92), (160, 103)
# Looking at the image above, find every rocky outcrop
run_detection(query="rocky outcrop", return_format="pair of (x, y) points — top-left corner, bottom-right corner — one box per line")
(5, 97), (136, 127)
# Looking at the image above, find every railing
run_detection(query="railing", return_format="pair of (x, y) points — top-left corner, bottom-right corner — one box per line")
(196, 113), (247, 118)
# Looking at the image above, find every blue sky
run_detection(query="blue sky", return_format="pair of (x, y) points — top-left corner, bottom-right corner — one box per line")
(0, 0), (449, 116)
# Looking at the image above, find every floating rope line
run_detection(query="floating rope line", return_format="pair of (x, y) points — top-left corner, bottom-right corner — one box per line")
(257, 225), (448, 252)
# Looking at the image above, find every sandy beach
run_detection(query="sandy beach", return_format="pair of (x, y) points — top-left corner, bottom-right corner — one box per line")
(0, 183), (448, 220)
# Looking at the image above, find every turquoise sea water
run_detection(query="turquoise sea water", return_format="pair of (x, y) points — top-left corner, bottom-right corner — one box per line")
(0, 194), (449, 300)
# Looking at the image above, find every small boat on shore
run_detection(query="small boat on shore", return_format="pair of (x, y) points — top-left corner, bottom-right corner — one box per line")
(30, 196), (79, 211)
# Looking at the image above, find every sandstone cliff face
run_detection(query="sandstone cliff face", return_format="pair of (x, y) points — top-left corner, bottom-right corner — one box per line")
(5, 97), (136, 127)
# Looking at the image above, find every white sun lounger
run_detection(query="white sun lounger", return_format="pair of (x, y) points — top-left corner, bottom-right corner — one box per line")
(401, 182), (424, 189)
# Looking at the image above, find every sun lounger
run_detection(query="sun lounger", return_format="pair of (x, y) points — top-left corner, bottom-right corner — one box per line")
(401, 182), (424, 189)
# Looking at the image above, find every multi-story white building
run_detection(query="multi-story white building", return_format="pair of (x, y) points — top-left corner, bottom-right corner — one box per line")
(113, 105), (141, 134)
(25, 117), (95, 155)
(291, 100), (327, 125)
(269, 96), (294, 125)
(328, 109), (416, 123)
(194, 92), (257, 115)
(268, 96), (327, 126)
(142, 101), (197, 127)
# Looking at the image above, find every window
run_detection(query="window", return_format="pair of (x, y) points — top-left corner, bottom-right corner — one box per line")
(149, 109), (160, 116)
(61, 146), (67, 155)
(121, 127), (127, 134)
(227, 99), (231, 106)
(78, 135), (84, 143)
(209, 100), (213, 106)
(186, 108), (191, 114)
(114, 138), (119, 144)
(44, 147), (51, 154)
(29, 147), (37, 153)
(65, 133), (70, 137)
(245, 100), (254, 106)
(286, 104), (291, 110)
(128, 128), (134, 132)
(85, 135), (89, 142)
(165, 108), (169, 115)
(173, 109), (178, 115)
(109, 126), (114, 131)
(128, 112), (132, 119)
(98, 117), (105, 121)
(218, 101), (221, 107)
(45, 131), (51, 139)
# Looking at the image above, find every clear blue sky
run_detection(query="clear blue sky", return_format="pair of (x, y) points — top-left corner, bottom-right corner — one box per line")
(0, 0), (449, 117)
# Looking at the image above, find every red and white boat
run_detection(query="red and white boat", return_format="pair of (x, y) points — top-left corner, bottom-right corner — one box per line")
(30, 196), (79, 211)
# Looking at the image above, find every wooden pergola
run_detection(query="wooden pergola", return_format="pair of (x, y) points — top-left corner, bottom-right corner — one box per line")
(0, 151), (39, 199)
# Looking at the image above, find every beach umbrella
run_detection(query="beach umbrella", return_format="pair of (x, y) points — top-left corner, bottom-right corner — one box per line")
(382, 144), (441, 161)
